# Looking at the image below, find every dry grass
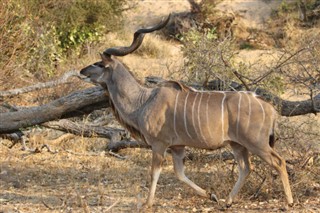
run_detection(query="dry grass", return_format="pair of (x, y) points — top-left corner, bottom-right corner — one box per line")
(1, 117), (319, 213)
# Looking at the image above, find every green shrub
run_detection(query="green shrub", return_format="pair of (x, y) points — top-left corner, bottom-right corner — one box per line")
(0, 0), (126, 79)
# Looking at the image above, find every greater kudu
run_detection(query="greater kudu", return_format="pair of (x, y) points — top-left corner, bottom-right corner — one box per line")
(79, 14), (293, 208)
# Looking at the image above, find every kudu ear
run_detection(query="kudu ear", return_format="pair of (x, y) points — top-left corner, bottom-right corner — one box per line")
(100, 53), (114, 66)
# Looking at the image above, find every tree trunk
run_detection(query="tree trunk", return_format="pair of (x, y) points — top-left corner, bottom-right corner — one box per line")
(298, 0), (308, 22)
(0, 87), (108, 133)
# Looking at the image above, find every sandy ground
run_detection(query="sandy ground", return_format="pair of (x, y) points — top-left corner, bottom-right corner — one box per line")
(216, 0), (282, 29)
(124, 0), (191, 28)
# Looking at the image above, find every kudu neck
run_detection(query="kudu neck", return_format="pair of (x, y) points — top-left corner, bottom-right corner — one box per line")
(107, 64), (152, 127)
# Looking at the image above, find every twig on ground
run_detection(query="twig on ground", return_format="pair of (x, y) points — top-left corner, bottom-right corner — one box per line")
(250, 176), (267, 199)
(105, 199), (120, 212)
(108, 151), (127, 160)
(23, 144), (58, 154)
(39, 144), (58, 154)
(64, 149), (104, 157)
(41, 197), (66, 210)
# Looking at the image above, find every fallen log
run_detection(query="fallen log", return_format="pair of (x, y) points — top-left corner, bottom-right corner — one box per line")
(43, 119), (127, 141)
(107, 140), (150, 152)
(0, 87), (108, 133)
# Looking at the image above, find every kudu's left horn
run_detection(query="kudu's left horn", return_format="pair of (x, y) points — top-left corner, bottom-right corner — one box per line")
(104, 14), (171, 57)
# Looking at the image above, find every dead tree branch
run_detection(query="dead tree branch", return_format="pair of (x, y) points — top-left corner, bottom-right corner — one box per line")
(252, 47), (307, 86)
(43, 119), (127, 142)
(0, 86), (108, 133)
(107, 140), (150, 152)
(0, 70), (80, 97)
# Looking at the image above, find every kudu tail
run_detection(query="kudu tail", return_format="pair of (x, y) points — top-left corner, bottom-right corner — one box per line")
(269, 119), (277, 148)
(269, 133), (276, 148)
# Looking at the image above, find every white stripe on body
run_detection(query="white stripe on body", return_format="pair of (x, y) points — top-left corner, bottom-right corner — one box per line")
(173, 92), (180, 139)
(206, 93), (214, 140)
(245, 92), (252, 132)
(236, 92), (242, 139)
(184, 92), (192, 139)
(254, 96), (266, 135)
(197, 93), (207, 144)
(192, 93), (199, 139)
(221, 92), (226, 141)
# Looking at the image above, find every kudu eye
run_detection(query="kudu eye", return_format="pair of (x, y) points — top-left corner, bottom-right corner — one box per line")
(91, 62), (105, 68)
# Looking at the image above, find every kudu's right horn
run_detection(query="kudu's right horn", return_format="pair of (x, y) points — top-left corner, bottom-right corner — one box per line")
(103, 14), (171, 57)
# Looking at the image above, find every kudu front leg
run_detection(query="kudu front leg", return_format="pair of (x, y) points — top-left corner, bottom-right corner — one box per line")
(144, 147), (166, 207)
(171, 146), (218, 202)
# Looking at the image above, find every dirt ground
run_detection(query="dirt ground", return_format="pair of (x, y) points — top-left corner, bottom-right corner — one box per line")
(1, 0), (320, 212)
(1, 132), (319, 213)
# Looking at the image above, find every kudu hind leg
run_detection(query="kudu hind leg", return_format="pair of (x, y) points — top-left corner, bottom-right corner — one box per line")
(171, 146), (217, 201)
(257, 148), (293, 206)
(226, 142), (251, 207)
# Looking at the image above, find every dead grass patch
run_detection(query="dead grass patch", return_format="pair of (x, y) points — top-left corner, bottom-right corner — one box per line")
(1, 125), (319, 212)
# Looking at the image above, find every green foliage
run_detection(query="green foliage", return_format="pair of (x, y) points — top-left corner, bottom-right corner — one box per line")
(41, 0), (125, 55)
(278, 0), (320, 17)
(179, 27), (217, 43)
(262, 74), (286, 95)
(0, 0), (126, 79)
(280, 0), (291, 12)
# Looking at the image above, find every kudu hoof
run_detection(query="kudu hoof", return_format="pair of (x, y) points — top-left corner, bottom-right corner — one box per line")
(226, 203), (232, 208)
(141, 203), (153, 211)
(209, 193), (219, 203)
(280, 202), (294, 211)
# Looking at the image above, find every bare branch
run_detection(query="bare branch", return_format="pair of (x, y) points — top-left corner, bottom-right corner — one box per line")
(252, 47), (307, 85)
(188, 0), (201, 13)
(220, 50), (250, 91)
(0, 70), (80, 97)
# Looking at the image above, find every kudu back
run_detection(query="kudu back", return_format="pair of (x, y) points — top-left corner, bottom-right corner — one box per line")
(79, 14), (293, 208)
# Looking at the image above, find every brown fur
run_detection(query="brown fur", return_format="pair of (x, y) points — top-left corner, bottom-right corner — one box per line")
(160, 80), (194, 92)
(109, 99), (147, 144)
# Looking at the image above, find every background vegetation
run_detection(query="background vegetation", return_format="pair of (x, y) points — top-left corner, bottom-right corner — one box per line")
(0, 0), (126, 86)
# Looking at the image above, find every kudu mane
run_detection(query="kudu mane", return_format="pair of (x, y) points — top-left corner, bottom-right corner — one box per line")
(159, 80), (195, 92)
(109, 99), (147, 143)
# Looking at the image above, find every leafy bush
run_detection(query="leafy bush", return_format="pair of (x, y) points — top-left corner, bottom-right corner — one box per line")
(0, 0), (126, 81)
